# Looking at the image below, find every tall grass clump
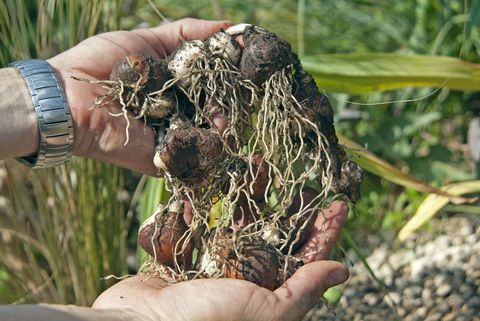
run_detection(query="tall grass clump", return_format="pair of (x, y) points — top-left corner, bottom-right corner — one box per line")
(0, 0), (128, 305)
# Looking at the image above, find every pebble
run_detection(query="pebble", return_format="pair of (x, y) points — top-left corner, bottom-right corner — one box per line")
(303, 216), (480, 321)
(436, 283), (452, 297)
(383, 292), (401, 307)
(425, 313), (442, 321)
(447, 293), (463, 309)
(415, 306), (428, 318)
(364, 293), (379, 306)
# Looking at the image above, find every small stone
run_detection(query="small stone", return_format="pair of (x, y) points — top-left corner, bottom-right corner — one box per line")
(422, 288), (433, 303)
(410, 285), (422, 298)
(425, 312), (442, 321)
(395, 277), (408, 290)
(397, 307), (407, 317)
(384, 292), (401, 307)
(410, 298), (423, 308)
(468, 255), (480, 270)
(433, 274), (446, 288)
(459, 225), (473, 237)
(389, 249), (416, 269)
(436, 283), (452, 297)
(410, 258), (429, 280)
(343, 288), (355, 298)
(452, 236), (464, 246)
(363, 293), (379, 306)
(447, 293), (464, 310)
(404, 315), (420, 321)
(443, 312), (456, 321)
(435, 301), (451, 315)
(465, 234), (477, 244)
(415, 306), (428, 318)
(434, 235), (451, 248)
(467, 295), (480, 309)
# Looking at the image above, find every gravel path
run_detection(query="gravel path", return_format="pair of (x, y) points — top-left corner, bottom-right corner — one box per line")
(304, 215), (480, 321)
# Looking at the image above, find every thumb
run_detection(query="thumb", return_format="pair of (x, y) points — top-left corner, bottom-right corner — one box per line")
(273, 261), (349, 321)
(133, 18), (231, 57)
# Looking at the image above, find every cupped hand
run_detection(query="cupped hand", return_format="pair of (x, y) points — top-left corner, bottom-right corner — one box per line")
(48, 18), (230, 175)
(93, 202), (349, 321)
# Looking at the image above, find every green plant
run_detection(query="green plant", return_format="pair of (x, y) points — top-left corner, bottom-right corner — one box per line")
(0, 0), (128, 305)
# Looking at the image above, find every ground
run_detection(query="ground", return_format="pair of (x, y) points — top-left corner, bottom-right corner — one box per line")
(304, 215), (480, 321)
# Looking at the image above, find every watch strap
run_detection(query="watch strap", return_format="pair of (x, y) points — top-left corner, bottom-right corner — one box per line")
(10, 59), (74, 168)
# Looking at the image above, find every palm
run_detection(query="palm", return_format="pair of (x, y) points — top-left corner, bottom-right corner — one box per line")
(47, 19), (230, 175)
(94, 202), (349, 321)
(94, 261), (346, 321)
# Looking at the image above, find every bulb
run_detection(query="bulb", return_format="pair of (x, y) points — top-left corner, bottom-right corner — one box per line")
(153, 149), (168, 172)
(206, 31), (241, 65)
(167, 40), (206, 87)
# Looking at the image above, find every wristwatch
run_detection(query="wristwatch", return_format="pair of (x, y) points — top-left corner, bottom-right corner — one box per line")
(10, 59), (74, 168)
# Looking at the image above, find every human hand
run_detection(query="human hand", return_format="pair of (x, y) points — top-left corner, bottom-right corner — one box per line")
(93, 201), (349, 321)
(48, 18), (230, 175)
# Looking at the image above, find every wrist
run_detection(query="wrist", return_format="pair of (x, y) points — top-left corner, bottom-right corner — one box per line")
(0, 68), (39, 159)
(8, 59), (74, 168)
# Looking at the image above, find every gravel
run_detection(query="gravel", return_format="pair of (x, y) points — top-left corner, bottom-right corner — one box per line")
(303, 215), (480, 321)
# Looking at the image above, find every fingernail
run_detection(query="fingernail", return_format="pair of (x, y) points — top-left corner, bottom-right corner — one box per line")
(328, 268), (348, 286)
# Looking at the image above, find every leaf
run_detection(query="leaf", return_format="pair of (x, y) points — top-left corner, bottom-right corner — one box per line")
(302, 53), (480, 93)
(338, 134), (478, 204)
(323, 287), (341, 305)
(398, 181), (480, 241)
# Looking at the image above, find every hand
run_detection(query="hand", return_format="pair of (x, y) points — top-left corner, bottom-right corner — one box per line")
(93, 202), (349, 321)
(48, 18), (230, 175)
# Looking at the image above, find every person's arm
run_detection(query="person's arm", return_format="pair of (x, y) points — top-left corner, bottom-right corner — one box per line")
(0, 18), (230, 175)
(0, 304), (142, 321)
(0, 68), (39, 160)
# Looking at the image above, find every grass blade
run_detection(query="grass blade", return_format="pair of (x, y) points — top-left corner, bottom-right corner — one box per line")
(302, 53), (480, 93)
(339, 134), (478, 204)
(398, 180), (480, 241)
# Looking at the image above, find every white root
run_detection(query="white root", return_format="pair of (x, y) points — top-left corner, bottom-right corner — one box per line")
(225, 23), (252, 36)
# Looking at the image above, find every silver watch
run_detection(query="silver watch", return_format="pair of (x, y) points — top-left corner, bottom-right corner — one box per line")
(10, 59), (74, 168)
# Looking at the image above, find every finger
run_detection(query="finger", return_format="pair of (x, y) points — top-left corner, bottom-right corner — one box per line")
(273, 261), (349, 320)
(296, 201), (348, 263)
(64, 77), (158, 176)
(134, 18), (231, 58)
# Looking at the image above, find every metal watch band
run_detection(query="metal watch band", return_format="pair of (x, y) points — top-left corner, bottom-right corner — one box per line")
(10, 59), (74, 168)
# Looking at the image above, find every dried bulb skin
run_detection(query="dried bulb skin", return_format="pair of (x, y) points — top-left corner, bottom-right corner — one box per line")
(157, 119), (223, 185)
(110, 54), (171, 93)
(206, 31), (242, 65)
(248, 155), (269, 202)
(339, 160), (363, 202)
(240, 26), (293, 86)
(138, 210), (194, 268)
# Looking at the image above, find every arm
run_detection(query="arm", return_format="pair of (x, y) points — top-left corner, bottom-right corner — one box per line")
(0, 68), (39, 160)
(0, 18), (230, 175)
(0, 304), (140, 321)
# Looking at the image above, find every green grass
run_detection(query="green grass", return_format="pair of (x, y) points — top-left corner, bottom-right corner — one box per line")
(0, 0), (128, 305)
